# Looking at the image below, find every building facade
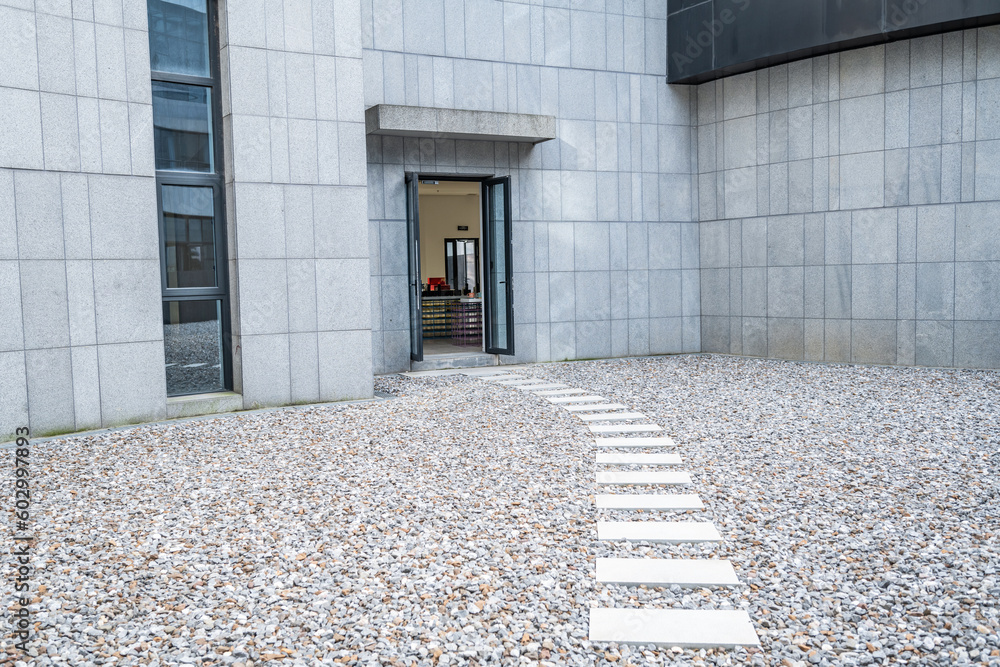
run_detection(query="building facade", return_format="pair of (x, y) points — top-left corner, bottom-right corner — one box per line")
(1, 0), (999, 440)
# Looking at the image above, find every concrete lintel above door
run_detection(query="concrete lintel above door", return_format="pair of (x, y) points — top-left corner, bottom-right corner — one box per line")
(365, 105), (556, 144)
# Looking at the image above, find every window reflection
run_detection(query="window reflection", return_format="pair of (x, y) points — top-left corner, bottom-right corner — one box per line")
(163, 300), (225, 395)
(162, 185), (217, 288)
(147, 0), (210, 77)
(153, 82), (214, 172)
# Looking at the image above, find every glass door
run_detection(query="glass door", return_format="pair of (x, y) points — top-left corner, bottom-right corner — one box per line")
(405, 173), (423, 362)
(482, 177), (514, 355)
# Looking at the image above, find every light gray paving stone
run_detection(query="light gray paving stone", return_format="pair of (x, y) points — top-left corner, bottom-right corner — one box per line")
(515, 383), (568, 390)
(590, 423), (663, 433)
(487, 377), (542, 385)
(595, 558), (740, 587)
(547, 395), (606, 403)
(562, 402), (629, 411)
(578, 412), (647, 422)
(594, 436), (676, 447)
(597, 521), (723, 543)
(589, 608), (760, 648)
(535, 388), (588, 396)
(596, 494), (702, 510)
(595, 453), (683, 465)
(597, 471), (692, 485)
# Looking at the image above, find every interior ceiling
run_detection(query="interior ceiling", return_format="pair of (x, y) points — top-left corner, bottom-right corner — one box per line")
(418, 180), (480, 196)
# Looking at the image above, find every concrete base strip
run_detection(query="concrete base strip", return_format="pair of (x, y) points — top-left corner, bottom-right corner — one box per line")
(596, 558), (740, 587)
(596, 453), (683, 465)
(597, 521), (722, 543)
(590, 424), (663, 433)
(596, 494), (703, 510)
(588, 608), (760, 648)
(594, 437), (676, 448)
(577, 412), (647, 422)
(597, 471), (692, 485)
(547, 396), (606, 404)
(562, 403), (629, 412)
(534, 388), (587, 396)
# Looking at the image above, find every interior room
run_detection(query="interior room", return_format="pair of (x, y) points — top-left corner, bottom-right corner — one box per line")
(417, 180), (484, 356)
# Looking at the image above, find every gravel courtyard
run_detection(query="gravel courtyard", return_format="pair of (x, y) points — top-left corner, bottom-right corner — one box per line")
(4, 355), (999, 666)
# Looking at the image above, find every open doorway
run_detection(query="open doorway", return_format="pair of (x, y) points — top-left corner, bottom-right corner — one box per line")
(417, 179), (483, 356)
(405, 174), (514, 364)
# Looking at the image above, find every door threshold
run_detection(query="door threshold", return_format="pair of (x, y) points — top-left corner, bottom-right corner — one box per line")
(410, 352), (497, 372)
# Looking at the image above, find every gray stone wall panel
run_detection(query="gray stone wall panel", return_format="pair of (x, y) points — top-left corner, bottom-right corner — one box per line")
(697, 27), (1000, 369)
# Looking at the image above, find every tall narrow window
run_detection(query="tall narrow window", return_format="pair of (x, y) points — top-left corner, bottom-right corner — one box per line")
(148, 0), (230, 396)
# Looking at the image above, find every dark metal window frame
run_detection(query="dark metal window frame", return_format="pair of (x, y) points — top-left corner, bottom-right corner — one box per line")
(152, 0), (232, 395)
(443, 237), (480, 294)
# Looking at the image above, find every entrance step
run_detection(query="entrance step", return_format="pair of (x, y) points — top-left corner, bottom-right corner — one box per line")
(596, 558), (740, 587)
(588, 608), (759, 648)
(411, 353), (496, 372)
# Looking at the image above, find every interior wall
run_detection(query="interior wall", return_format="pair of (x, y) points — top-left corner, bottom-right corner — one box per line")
(418, 194), (481, 285)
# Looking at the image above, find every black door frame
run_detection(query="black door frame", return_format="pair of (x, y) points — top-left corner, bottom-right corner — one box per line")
(404, 172), (513, 362)
(482, 176), (515, 356)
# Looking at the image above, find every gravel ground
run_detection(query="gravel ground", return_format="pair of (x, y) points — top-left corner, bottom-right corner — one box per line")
(3, 354), (999, 666)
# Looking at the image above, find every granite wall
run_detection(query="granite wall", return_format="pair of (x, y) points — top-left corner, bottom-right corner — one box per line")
(363, 0), (701, 373)
(696, 29), (1000, 369)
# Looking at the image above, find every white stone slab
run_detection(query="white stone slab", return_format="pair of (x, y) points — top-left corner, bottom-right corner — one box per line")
(487, 378), (542, 385)
(597, 471), (692, 486)
(597, 521), (722, 543)
(594, 437), (676, 448)
(588, 608), (759, 648)
(462, 369), (508, 377)
(577, 412), (647, 422)
(562, 403), (629, 411)
(547, 395), (605, 403)
(590, 424), (662, 433)
(596, 494), (703, 510)
(535, 388), (587, 396)
(516, 383), (568, 390)
(596, 453), (683, 465)
(596, 558), (740, 587)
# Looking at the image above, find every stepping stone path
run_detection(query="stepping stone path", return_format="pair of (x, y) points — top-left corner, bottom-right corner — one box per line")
(596, 494), (704, 510)
(576, 412), (648, 421)
(472, 369), (760, 652)
(595, 452), (682, 465)
(589, 423), (663, 434)
(594, 436), (675, 448)
(562, 403), (630, 412)
(546, 395), (606, 404)
(596, 470), (693, 485)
